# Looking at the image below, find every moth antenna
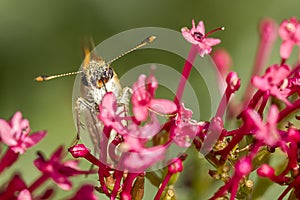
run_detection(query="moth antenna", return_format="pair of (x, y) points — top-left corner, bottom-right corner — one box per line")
(106, 35), (156, 65)
(35, 71), (83, 82)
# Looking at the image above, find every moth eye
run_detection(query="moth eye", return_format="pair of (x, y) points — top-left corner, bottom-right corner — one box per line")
(107, 68), (114, 79)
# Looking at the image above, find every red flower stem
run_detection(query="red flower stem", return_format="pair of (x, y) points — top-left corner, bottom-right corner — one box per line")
(0, 148), (19, 174)
(257, 91), (270, 117)
(248, 90), (265, 109)
(154, 173), (172, 200)
(278, 98), (300, 122)
(174, 44), (198, 106)
(215, 87), (232, 118)
(98, 174), (110, 197)
(223, 128), (241, 137)
(278, 175), (300, 200)
(209, 180), (231, 200)
(110, 170), (124, 200)
(278, 180), (295, 200)
(215, 126), (247, 159)
(120, 173), (139, 199)
(242, 19), (277, 107)
(28, 173), (49, 192)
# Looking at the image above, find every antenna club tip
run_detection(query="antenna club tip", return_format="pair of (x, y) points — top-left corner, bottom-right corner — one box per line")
(35, 76), (46, 82)
(148, 35), (156, 43)
(142, 36), (156, 44)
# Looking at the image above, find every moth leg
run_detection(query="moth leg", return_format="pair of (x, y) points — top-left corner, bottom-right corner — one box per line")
(118, 86), (132, 112)
(74, 97), (96, 145)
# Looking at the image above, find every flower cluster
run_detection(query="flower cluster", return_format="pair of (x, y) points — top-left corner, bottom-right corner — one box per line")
(189, 18), (300, 200)
(2, 17), (300, 200)
(0, 113), (95, 199)
(69, 71), (199, 199)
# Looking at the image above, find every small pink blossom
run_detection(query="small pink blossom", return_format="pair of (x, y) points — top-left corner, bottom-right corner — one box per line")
(245, 105), (281, 147)
(68, 185), (98, 200)
(0, 174), (27, 199)
(0, 111), (46, 154)
(181, 20), (223, 57)
(212, 48), (232, 77)
(34, 146), (86, 190)
(131, 74), (177, 122)
(168, 157), (183, 174)
(279, 17), (300, 59)
(120, 145), (166, 172)
(170, 104), (199, 148)
(98, 92), (126, 134)
(252, 64), (291, 105)
(257, 164), (275, 179)
(17, 189), (32, 200)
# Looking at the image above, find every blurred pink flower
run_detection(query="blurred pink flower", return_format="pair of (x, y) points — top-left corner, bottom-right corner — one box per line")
(0, 174), (27, 199)
(252, 64), (291, 105)
(34, 146), (86, 190)
(17, 189), (32, 200)
(181, 20), (222, 57)
(170, 104), (199, 148)
(279, 17), (300, 59)
(0, 111), (46, 154)
(98, 92), (126, 134)
(212, 48), (232, 77)
(245, 105), (281, 147)
(68, 185), (98, 200)
(120, 145), (166, 172)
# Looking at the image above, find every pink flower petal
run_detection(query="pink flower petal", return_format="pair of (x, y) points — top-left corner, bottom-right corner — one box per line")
(196, 21), (205, 35)
(205, 38), (221, 46)
(23, 131), (47, 149)
(133, 105), (148, 122)
(0, 120), (17, 146)
(17, 189), (32, 200)
(52, 173), (72, 190)
(149, 99), (177, 114)
(280, 41), (294, 59)
(251, 76), (269, 91)
(267, 105), (279, 125)
(279, 20), (290, 40)
(181, 29), (199, 44)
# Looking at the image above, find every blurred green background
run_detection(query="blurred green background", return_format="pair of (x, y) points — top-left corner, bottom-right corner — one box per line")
(1, 0), (300, 199)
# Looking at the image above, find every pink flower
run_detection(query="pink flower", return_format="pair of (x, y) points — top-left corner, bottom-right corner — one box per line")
(34, 146), (86, 190)
(279, 17), (300, 59)
(98, 92), (126, 134)
(0, 174), (27, 199)
(257, 164), (275, 179)
(17, 189), (32, 200)
(68, 185), (98, 200)
(212, 48), (232, 77)
(0, 111), (46, 154)
(181, 20), (223, 57)
(252, 64), (291, 105)
(170, 104), (199, 148)
(131, 74), (177, 122)
(245, 105), (281, 147)
(120, 145), (166, 172)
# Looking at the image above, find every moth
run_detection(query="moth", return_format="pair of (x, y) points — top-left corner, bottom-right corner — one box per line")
(35, 36), (156, 154)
